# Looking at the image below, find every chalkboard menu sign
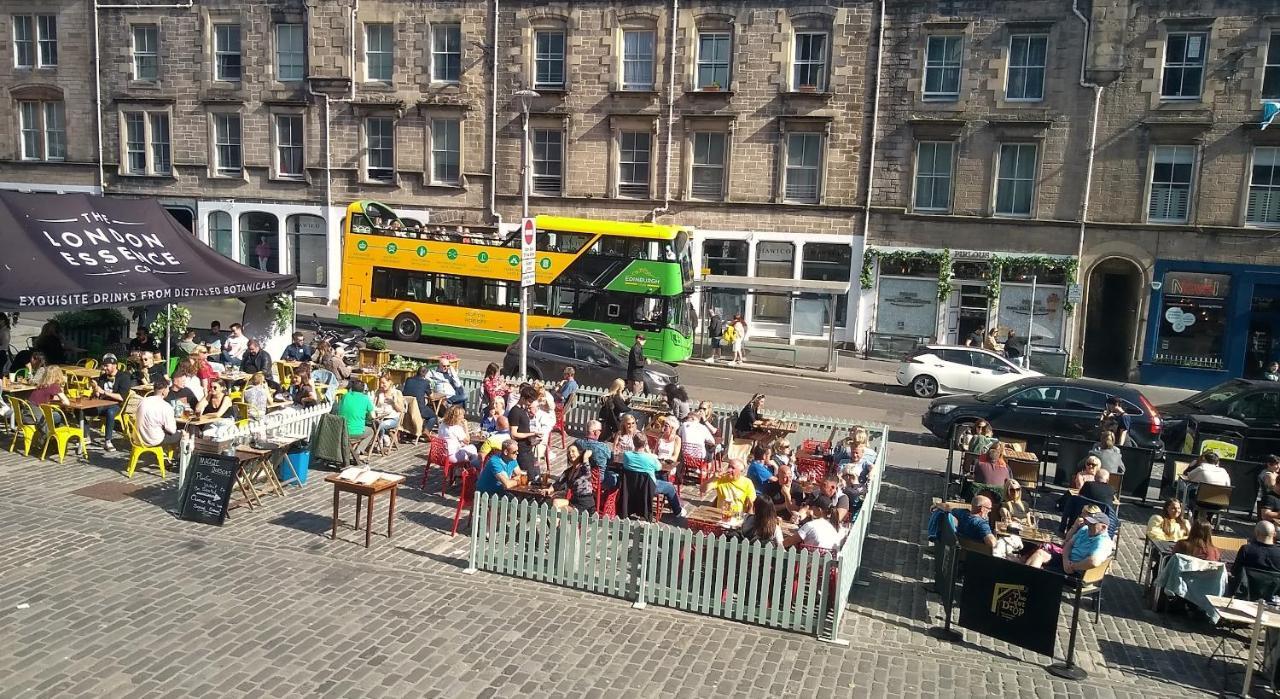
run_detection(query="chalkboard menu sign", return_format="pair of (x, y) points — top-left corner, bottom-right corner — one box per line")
(178, 452), (238, 526)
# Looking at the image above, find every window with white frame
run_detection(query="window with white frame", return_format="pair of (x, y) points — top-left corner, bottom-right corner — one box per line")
(365, 116), (395, 182)
(696, 31), (730, 89)
(792, 32), (827, 91)
(122, 111), (171, 176)
(924, 35), (963, 100)
(534, 29), (566, 89)
(1265, 33), (1280, 100)
(365, 23), (393, 83)
(1148, 145), (1195, 223)
(18, 100), (65, 161)
(13, 15), (56, 68)
(914, 141), (954, 212)
(1162, 32), (1206, 100)
(621, 30), (656, 91)
(213, 113), (242, 177)
(213, 24), (241, 81)
(1248, 147), (1280, 226)
(132, 25), (159, 81)
(275, 24), (305, 82)
(995, 143), (1037, 216)
(275, 114), (304, 179)
(690, 131), (726, 200)
(1006, 34), (1046, 101)
(431, 23), (461, 83)
(531, 128), (563, 195)
(430, 118), (460, 185)
(784, 131), (823, 203)
(207, 211), (233, 258)
(617, 131), (651, 198)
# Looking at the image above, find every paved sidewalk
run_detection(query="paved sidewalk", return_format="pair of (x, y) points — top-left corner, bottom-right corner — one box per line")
(0, 433), (1235, 698)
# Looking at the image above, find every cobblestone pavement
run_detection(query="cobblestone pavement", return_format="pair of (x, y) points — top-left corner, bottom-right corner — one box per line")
(0, 437), (1244, 698)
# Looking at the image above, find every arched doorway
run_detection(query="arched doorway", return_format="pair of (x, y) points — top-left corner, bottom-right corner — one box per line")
(1082, 257), (1143, 381)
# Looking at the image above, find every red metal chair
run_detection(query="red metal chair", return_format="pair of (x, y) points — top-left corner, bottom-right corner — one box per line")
(680, 450), (717, 490)
(600, 487), (619, 519)
(450, 467), (478, 537)
(590, 466), (603, 511)
(552, 405), (569, 450)
(420, 437), (456, 495)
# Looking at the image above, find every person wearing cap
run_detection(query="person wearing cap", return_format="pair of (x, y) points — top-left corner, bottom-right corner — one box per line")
(1026, 509), (1114, 573)
(1099, 396), (1131, 447)
(427, 356), (466, 408)
(627, 334), (648, 395)
(91, 354), (134, 452)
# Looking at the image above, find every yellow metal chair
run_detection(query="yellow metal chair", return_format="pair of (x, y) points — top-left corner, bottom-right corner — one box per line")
(113, 392), (138, 436)
(39, 403), (87, 463)
(123, 413), (172, 478)
(7, 396), (39, 456)
(315, 383), (330, 402)
(78, 358), (98, 370)
(276, 361), (294, 389)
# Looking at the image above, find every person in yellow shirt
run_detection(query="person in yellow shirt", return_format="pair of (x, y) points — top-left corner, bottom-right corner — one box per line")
(479, 416), (510, 461)
(1145, 498), (1190, 542)
(707, 458), (757, 515)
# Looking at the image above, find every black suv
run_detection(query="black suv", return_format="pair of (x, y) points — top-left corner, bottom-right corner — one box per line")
(922, 376), (1164, 449)
(1158, 379), (1280, 460)
(501, 329), (678, 394)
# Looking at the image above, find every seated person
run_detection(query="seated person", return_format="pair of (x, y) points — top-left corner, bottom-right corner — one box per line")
(1232, 521), (1280, 583)
(964, 420), (998, 456)
(678, 408), (718, 461)
(1088, 431), (1125, 474)
(1261, 478), (1280, 525)
(745, 444), (776, 490)
(127, 327), (159, 353)
(955, 495), (998, 549)
(136, 378), (181, 448)
(795, 498), (841, 551)
(427, 357), (467, 408)
(706, 458), (757, 516)
(1172, 520), (1220, 562)
(92, 354), (133, 452)
(817, 476), (851, 523)
(621, 435), (686, 518)
(480, 416), (511, 461)
(402, 366), (436, 429)
(1080, 468), (1117, 504)
(548, 444), (596, 513)
(242, 373), (271, 421)
(973, 442), (1010, 488)
(740, 497), (785, 546)
(335, 379), (377, 458)
(1026, 511), (1114, 574)
(1185, 451), (1232, 486)
(281, 332), (313, 363)
(574, 420), (615, 489)
(762, 464), (805, 521)
(1259, 455), (1280, 508)
(480, 397), (504, 433)
(999, 479), (1033, 528)
(1070, 456), (1101, 491)
(1146, 498), (1190, 542)
(12, 350), (47, 382)
(834, 426), (877, 473)
(476, 439), (523, 496)
(240, 339), (276, 388)
(167, 372), (201, 411)
(195, 381), (239, 422)
(175, 330), (200, 358)
(134, 351), (167, 386)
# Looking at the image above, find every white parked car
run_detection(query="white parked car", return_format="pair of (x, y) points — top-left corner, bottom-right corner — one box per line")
(896, 344), (1040, 398)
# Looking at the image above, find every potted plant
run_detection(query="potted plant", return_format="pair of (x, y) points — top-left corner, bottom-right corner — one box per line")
(382, 354), (419, 385)
(703, 81), (721, 92)
(359, 336), (392, 370)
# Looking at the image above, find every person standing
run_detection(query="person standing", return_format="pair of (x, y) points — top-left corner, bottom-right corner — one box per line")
(706, 309), (726, 364)
(0, 311), (13, 376)
(964, 326), (985, 348)
(507, 384), (542, 481)
(1004, 330), (1026, 368)
(627, 335), (648, 395)
(255, 236), (272, 271)
(1099, 396), (1131, 447)
(730, 314), (748, 365)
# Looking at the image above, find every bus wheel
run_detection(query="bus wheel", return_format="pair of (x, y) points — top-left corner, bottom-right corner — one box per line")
(392, 313), (421, 342)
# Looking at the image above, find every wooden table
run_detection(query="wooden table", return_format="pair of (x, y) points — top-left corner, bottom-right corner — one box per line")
(325, 474), (400, 548)
(995, 523), (1057, 545)
(236, 444), (287, 499)
(3, 380), (37, 394)
(753, 420), (798, 441)
(66, 397), (117, 437)
(59, 365), (101, 380)
(686, 505), (800, 539)
(505, 480), (557, 502)
(177, 412), (225, 431)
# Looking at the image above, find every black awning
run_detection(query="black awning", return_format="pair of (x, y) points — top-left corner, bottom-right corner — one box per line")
(0, 191), (296, 311)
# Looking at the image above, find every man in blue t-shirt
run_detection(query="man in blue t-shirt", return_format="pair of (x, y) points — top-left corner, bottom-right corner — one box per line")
(476, 440), (523, 495)
(955, 495), (997, 549)
(745, 444), (776, 490)
(574, 420), (616, 489)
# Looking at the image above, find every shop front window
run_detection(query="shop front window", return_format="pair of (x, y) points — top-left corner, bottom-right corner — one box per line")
(287, 214), (327, 287)
(703, 239), (747, 321)
(208, 211), (233, 258)
(800, 243), (852, 328)
(239, 212), (278, 272)
(1154, 271), (1230, 370)
(754, 242), (794, 323)
(875, 276), (938, 337)
(997, 283), (1066, 349)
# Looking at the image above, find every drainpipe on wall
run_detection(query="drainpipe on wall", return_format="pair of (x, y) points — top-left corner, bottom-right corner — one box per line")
(647, 0), (679, 222)
(92, 0), (196, 195)
(854, 0), (886, 351)
(1070, 0), (1104, 372)
(489, 0), (503, 229)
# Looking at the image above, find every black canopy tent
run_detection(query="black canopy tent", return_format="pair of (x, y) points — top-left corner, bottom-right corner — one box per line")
(0, 191), (295, 311)
(0, 191), (297, 365)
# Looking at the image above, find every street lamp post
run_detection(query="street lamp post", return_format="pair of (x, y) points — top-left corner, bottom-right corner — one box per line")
(514, 89), (539, 380)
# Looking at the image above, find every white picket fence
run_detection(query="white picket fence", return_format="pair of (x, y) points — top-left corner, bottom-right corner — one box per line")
(467, 423), (888, 641)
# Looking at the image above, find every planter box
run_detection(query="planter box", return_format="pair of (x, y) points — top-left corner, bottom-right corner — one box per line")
(358, 348), (391, 370)
(383, 366), (415, 385)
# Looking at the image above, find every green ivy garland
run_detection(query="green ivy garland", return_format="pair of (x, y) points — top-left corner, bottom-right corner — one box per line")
(267, 293), (295, 335)
(985, 255), (1080, 314)
(859, 247), (955, 301)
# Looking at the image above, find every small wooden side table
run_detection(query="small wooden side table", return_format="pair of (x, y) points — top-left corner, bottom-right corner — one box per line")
(325, 475), (399, 548)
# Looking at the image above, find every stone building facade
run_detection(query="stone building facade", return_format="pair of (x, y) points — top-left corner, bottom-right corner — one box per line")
(4, 0), (1280, 385)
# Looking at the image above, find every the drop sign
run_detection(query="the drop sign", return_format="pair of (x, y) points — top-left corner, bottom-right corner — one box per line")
(520, 217), (536, 288)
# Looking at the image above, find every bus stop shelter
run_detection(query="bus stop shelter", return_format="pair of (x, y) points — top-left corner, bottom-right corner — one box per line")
(694, 275), (851, 372)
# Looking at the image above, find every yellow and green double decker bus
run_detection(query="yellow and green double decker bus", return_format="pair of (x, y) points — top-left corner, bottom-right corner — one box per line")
(337, 201), (695, 362)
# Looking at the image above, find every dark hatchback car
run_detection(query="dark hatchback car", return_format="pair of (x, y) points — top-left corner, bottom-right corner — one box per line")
(922, 376), (1164, 449)
(1157, 379), (1280, 460)
(501, 329), (678, 394)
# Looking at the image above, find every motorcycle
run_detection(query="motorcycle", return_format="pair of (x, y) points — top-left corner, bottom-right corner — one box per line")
(309, 314), (367, 364)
